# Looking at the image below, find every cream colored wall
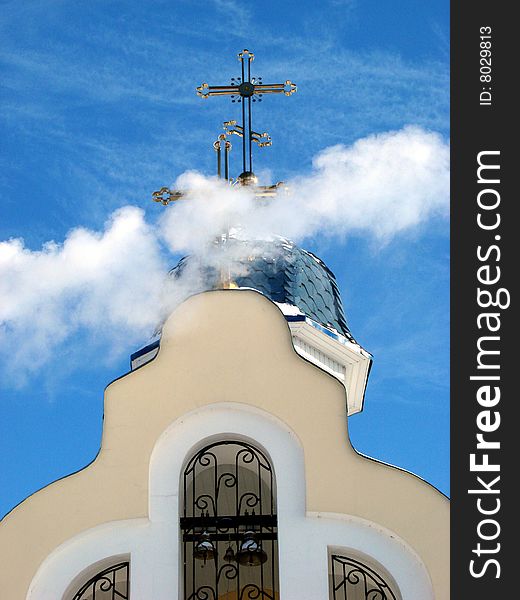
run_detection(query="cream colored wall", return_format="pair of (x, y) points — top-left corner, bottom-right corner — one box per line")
(0, 290), (449, 599)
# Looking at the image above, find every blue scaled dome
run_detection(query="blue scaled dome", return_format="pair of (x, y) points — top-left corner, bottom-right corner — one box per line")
(170, 237), (355, 342)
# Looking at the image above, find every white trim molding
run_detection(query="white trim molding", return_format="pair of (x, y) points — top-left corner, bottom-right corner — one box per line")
(28, 403), (433, 600)
(284, 314), (372, 415)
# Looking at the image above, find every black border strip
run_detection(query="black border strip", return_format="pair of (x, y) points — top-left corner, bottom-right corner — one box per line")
(451, 2), (513, 595)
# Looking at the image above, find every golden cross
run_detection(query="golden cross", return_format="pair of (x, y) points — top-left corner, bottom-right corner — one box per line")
(152, 50), (296, 205)
(196, 49), (296, 181)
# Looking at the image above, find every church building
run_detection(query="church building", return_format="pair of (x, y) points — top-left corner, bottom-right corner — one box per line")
(0, 50), (449, 600)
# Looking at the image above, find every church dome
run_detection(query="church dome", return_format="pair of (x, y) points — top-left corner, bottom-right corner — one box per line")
(170, 237), (355, 342)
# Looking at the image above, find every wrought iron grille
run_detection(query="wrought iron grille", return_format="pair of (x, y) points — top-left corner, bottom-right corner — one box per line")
(71, 561), (129, 600)
(330, 555), (397, 600)
(181, 440), (278, 600)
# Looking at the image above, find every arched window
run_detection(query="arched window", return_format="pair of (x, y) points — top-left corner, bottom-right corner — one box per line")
(329, 553), (399, 600)
(68, 560), (129, 600)
(181, 440), (279, 600)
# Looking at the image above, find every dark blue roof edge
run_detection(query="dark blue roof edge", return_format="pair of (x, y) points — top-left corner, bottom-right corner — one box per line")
(130, 339), (160, 364)
(284, 315), (306, 323)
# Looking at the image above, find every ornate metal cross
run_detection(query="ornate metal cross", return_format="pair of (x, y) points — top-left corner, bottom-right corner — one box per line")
(196, 49), (296, 182)
(152, 50), (296, 205)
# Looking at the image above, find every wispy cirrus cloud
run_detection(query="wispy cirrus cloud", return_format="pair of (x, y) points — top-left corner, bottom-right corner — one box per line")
(0, 0), (449, 261)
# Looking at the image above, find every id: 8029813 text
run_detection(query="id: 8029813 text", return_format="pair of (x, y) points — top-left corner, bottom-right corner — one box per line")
(480, 26), (492, 106)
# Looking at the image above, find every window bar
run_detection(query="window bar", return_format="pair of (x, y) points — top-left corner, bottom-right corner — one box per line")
(258, 455), (265, 596)
(71, 562), (129, 600)
(235, 447), (241, 598)
(190, 464), (194, 600)
(214, 456), (219, 599)
(330, 555), (398, 600)
(182, 442), (278, 600)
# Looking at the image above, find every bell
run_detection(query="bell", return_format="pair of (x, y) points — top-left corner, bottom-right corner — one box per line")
(223, 545), (236, 563)
(235, 531), (267, 566)
(193, 531), (216, 563)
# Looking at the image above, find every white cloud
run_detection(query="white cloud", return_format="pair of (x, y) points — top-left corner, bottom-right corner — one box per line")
(160, 125), (450, 250)
(0, 126), (449, 382)
(0, 207), (168, 381)
(293, 125), (450, 239)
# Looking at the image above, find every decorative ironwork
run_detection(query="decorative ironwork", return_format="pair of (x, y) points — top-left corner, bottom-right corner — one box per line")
(223, 121), (272, 149)
(181, 441), (278, 600)
(330, 555), (397, 600)
(71, 561), (129, 600)
(152, 50), (295, 204)
(152, 186), (183, 205)
(196, 49), (296, 181)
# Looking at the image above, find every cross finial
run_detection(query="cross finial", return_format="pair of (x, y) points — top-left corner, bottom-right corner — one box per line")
(213, 133), (232, 180)
(152, 50), (296, 206)
(196, 49), (296, 184)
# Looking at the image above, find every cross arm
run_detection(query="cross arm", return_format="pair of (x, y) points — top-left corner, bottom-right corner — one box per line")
(251, 131), (271, 147)
(223, 120), (243, 137)
(253, 81), (297, 96)
(152, 187), (184, 205)
(223, 121), (270, 146)
(196, 83), (238, 98)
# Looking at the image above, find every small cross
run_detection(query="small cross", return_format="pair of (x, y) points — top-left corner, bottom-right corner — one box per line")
(223, 120), (272, 148)
(152, 50), (296, 206)
(151, 130), (233, 206)
(152, 186), (183, 205)
(196, 49), (296, 183)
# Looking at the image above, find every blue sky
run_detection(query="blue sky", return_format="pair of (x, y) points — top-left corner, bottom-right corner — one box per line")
(0, 0), (449, 518)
